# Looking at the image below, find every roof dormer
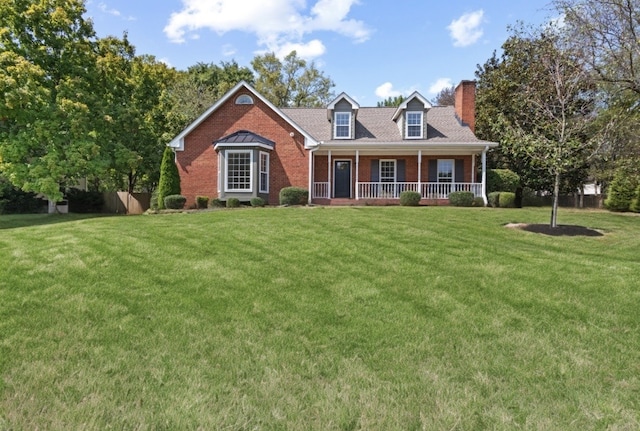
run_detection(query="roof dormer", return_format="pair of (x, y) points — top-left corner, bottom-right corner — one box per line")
(392, 91), (432, 139)
(327, 92), (360, 140)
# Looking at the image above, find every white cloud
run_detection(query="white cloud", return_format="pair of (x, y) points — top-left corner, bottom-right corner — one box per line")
(375, 82), (402, 99)
(164, 0), (371, 59)
(447, 10), (484, 47)
(428, 78), (453, 95)
(98, 2), (121, 16)
(222, 44), (237, 57)
(158, 57), (173, 67)
(276, 39), (326, 59)
(97, 2), (135, 21)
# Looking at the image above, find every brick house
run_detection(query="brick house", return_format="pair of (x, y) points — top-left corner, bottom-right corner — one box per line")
(167, 80), (498, 206)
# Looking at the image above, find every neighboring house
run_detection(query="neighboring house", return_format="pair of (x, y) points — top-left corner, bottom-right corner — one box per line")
(167, 80), (498, 206)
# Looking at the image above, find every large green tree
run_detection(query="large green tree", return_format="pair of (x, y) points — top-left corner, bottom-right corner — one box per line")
(95, 35), (177, 193)
(251, 51), (335, 107)
(0, 0), (100, 202)
(476, 28), (599, 227)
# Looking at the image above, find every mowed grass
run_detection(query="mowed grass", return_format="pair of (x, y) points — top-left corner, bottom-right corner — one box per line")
(0, 207), (638, 430)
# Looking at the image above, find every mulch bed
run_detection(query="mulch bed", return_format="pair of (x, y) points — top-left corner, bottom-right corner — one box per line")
(505, 223), (604, 237)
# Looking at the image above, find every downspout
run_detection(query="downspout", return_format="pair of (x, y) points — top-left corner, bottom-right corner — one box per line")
(481, 146), (488, 205)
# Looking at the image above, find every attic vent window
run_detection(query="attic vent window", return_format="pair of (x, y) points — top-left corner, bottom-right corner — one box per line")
(235, 94), (254, 105)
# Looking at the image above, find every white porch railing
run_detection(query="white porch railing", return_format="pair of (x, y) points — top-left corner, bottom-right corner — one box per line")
(313, 182), (330, 198)
(315, 182), (483, 200)
(421, 182), (483, 199)
(358, 182), (420, 199)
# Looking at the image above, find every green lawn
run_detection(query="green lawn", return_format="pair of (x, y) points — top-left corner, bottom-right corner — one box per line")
(1, 207), (638, 430)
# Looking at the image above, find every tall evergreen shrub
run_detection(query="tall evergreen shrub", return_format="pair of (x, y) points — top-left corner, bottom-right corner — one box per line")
(605, 168), (638, 212)
(157, 147), (181, 210)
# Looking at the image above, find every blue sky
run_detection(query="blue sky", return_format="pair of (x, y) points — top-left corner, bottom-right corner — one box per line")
(84, 0), (557, 105)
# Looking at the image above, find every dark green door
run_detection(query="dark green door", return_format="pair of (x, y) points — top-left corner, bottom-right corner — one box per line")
(334, 160), (351, 198)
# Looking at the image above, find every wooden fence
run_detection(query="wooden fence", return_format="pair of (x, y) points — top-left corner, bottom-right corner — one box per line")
(102, 192), (151, 214)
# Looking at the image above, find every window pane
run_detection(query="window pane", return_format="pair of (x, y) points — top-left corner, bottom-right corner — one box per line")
(407, 112), (422, 138)
(335, 113), (350, 138)
(437, 160), (453, 183)
(227, 152), (251, 190)
(380, 160), (395, 182)
(259, 152), (269, 193)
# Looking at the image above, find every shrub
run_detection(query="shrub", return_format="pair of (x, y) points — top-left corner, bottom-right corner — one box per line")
(66, 189), (104, 213)
(196, 196), (209, 209)
(150, 189), (159, 210)
(488, 192), (501, 208)
(250, 197), (266, 207)
(279, 187), (308, 205)
(521, 188), (545, 207)
(157, 147), (181, 210)
(605, 168), (638, 212)
(209, 198), (224, 208)
(499, 192), (516, 208)
(0, 180), (45, 214)
(472, 197), (485, 207)
(164, 194), (186, 209)
(399, 191), (421, 206)
(630, 185), (640, 213)
(487, 169), (520, 193)
(448, 191), (474, 207)
(226, 198), (240, 208)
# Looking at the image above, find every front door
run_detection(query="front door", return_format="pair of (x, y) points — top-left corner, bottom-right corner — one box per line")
(334, 160), (351, 198)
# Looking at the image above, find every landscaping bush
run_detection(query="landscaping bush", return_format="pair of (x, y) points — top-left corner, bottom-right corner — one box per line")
(448, 191), (474, 207)
(605, 168), (638, 212)
(209, 198), (224, 208)
(226, 198), (240, 208)
(399, 191), (421, 206)
(499, 192), (516, 208)
(250, 197), (266, 207)
(488, 192), (501, 208)
(521, 188), (545, 207)
(164, 194), (186, 209)
(157, 147), (181, 209)
(66, 189), (104, 213)
(196, 196), (209, 209)
(472, 197), (485, 207)
(0, 180), (45, 214)
(487, 169), (520, 193)
(150, 189), (159, 210)
(279, 187), (308, 205)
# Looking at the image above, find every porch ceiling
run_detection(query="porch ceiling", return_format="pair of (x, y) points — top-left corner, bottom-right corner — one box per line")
(313, 141), (495, 156)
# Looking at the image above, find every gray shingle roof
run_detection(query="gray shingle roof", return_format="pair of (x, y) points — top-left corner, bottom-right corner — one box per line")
(281, 106), (480, 143)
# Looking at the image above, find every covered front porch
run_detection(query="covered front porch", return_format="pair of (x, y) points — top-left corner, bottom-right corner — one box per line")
(308, 147), (489, 204)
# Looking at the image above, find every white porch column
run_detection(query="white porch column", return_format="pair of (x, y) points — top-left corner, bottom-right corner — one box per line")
(328, 150), (332, 199)
(481, 146), (488, 204)
(417, 150), (422, 197)
(355, 150), (360, 200)
(308, 148), (314, 204)
(471, 154), (476, 184)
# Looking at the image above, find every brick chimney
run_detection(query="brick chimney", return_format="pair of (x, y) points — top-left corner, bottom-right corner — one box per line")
(454, 80), (476, 134)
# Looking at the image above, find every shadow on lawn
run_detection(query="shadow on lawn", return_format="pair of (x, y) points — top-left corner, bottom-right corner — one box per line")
(507, 223), (604, 237)
(0, 213), (116, 230)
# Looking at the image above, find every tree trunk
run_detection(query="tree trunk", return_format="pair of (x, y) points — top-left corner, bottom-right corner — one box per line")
(550, 171), (560, 228)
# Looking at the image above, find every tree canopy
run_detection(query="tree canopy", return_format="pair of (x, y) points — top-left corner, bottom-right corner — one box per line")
(251, 51), (335, 107)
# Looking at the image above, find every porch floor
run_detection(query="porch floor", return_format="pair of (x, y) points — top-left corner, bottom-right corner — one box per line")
(312, 198), (451, 206)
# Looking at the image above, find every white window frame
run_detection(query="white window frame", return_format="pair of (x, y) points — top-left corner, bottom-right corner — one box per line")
(259, 151), (269, 193)
(334, 112), (351, 139)
(379, 159), (396, 183)
(225, 150), (253, 192)
(406, 111), (423, 139)
(437, 159), (454, 183)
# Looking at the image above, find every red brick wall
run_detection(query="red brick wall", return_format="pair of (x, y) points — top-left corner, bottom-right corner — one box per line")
(175, 89), (308, 206)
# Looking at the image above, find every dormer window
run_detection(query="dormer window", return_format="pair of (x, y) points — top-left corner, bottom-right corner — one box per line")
(406, 111), (423, 138)
(334, 112), (351, 139)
